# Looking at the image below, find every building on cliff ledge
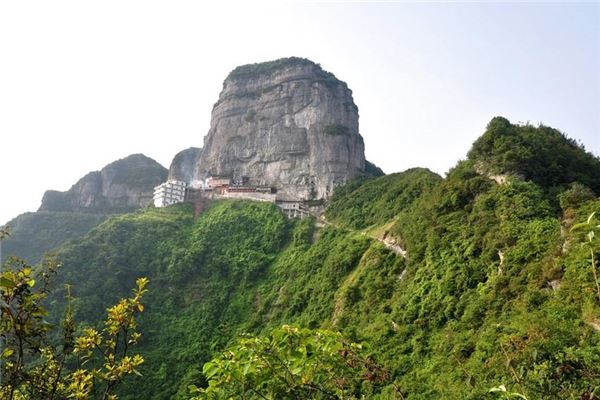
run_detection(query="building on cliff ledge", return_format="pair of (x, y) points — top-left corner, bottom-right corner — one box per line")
(206, 176), (231, 189)
(153, 180), (187, 208)
(154, 174), (312, 219)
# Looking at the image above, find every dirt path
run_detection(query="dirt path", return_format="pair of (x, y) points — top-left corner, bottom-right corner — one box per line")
(316, 216), (408, 258)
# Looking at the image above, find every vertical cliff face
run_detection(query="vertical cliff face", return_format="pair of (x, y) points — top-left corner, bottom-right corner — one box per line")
(168, 147), (202, 184)
(39, 154), (167, 213)
(194, 57), (366, 200)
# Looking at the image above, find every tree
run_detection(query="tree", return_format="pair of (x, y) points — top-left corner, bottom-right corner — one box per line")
(0, 228), (148, 400)
(192, 325), (389, 399)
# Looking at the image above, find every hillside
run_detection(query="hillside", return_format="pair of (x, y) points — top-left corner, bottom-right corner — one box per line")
(40, 154), (167, 213)
(4, 117), (600, 399)
(1, 154), (167, 264)
(469, 116), (600, 193)
(0, 211), (109, 264)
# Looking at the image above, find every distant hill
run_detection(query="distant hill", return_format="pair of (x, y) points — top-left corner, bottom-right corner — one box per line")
(39, 153), (167, 213)
(2, 154), (167, 264)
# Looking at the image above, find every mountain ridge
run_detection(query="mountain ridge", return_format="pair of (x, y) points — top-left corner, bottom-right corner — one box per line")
(39, 153), (167, 213)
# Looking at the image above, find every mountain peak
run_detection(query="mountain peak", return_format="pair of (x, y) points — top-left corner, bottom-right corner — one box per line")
(195, 57), (366, 201)
(468, 116), (600, 192)
(39, 154), (167, 213)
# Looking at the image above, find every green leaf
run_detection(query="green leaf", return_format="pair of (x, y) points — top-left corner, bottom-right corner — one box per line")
(203, 362), (219, 378)
(243, 363), (251, 375)
(587, 211), (596, 224)
(570, 222), (589, 232)
(0, 276), (16, 289)
(2, 347), (14, 358)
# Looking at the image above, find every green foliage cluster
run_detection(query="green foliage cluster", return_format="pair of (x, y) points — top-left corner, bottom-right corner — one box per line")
(41, 201), (292, 398)
(193, 325), (388, 399)
(368, 161), (600, 398)
(104, 154), (168, 187)
(1, 211), (109, 264)
(227, 57), (340, 87)
(558, 182), (596, 210)
(364, 161), (385, 177)
(39, 189), (147, 215)
(468, 116), (600, 194)
(0, 247), (148, 400)
(248, 225), (373, 331)
(325, 168), (441, 229)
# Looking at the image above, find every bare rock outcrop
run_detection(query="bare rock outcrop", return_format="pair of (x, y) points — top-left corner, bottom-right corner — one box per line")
(194, 57), (366, 200)
(168, 147), (202, 184)
(39, 154), (167, 213)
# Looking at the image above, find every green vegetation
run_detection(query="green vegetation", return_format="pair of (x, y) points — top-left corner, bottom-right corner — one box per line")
(326, 168), (441, 229)
(570, 211), (600, 304)
(4, 117), (600, 398)
(109, 159), (167, 187)
(1, 211), (109, 264)
(193, 325), (388, 399)
(43, 202), (292, 399)
(42, 189), (599, 398)
(227, 57), (341, 88)
(364, 160), (385, 177)
(469, 116), (600, 194)
(0, 241), (148, 399)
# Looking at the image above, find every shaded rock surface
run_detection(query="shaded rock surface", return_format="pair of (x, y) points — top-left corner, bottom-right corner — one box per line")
(365, 160), (385, 177)
(39, 154), (167, 213)
(168, 147), (202, 184)
(194, 57), (367, 200)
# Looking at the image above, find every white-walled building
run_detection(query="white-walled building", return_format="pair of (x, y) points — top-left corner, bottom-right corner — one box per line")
(153, 180), (187, 208)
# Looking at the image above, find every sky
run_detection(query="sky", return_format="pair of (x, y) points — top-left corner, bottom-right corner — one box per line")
(1, 1), (599, 225)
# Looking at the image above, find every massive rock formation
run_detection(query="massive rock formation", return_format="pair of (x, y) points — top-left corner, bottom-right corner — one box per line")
(168, 147), (202, 184)
(39, 154), (167, 213)
(194, 57), (366, 200)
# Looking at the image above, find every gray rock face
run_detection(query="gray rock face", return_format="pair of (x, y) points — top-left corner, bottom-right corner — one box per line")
(194, 57), (366, 200)
(168, 147), (202, 184)
(39, 154), (167, 213)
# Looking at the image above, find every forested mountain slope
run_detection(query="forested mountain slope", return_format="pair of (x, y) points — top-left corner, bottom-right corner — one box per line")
(0, 211), (109, 264)
(7, 117), (600, 399)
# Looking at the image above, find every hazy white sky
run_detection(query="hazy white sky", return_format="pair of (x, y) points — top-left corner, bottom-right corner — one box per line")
(1, 1), (599, 225)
